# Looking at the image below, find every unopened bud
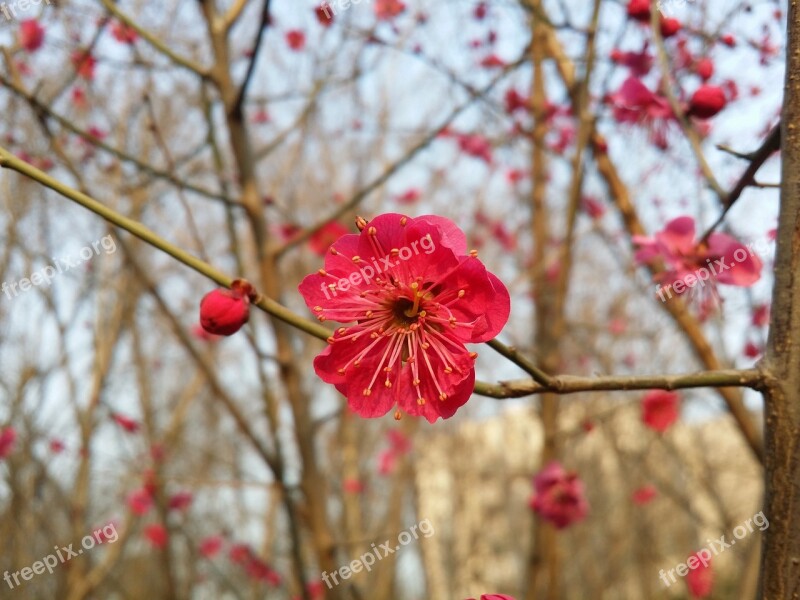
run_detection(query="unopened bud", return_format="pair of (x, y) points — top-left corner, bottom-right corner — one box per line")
(199, 286), (251, 336)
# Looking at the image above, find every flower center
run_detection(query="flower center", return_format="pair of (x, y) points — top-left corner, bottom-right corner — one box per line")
(391, 282), (427, 325)
(393, 297), (423, 326)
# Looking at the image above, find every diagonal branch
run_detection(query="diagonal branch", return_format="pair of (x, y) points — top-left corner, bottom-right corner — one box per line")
(99, 0), (210, 77)
(231, 0), (273, 117)
(700, 124), (781, 243)
(0, 147), (764, 404)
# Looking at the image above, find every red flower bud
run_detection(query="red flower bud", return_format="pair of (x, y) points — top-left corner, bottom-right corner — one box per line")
(199, 285), (251, 336)
(315, 4), (334, 27)
(626, 0), (650, 22)
(19, 19), (45, 53)
(660, 17), (682, 38)
(694, 58), (714, 81)
(688, 85), (727, 119)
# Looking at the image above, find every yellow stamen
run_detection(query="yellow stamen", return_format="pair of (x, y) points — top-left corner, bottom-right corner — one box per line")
(404, 282), (423, 317)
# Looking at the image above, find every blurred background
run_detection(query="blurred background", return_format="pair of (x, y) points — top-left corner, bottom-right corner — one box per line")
(0, 0), (784, 598)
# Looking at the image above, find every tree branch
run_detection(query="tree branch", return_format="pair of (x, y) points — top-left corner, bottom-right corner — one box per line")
(0, 147), (763, 407)
(473, 368), (763, 398)
(99, 0), (210, 77)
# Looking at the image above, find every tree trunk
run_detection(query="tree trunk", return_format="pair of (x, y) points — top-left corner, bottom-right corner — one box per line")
(758, 3), (800, 597)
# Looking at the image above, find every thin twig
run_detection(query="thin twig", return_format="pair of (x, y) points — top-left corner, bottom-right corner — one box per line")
(700, 124), (781, 243)
(99, 0), (210, 77)
(231, 0), (273, 116)
(650, 8), (727, 200)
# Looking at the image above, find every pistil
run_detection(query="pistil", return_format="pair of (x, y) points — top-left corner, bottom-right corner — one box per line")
(405, 282), (423, 318)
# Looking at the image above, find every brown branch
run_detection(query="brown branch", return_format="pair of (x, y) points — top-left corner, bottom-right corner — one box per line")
(199, 2), (332, 597)
(487, 340), (553, 386)
(473, 368), (763, 399)
(757, 1), (800, 592)
(0, 72), (237, 206)
(232, 0), (273, 116)
(700, 124), (781, 243)
(99, 0), (209, 77)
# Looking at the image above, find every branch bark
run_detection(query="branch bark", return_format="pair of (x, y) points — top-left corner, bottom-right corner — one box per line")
(757, 2), (800, 596)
